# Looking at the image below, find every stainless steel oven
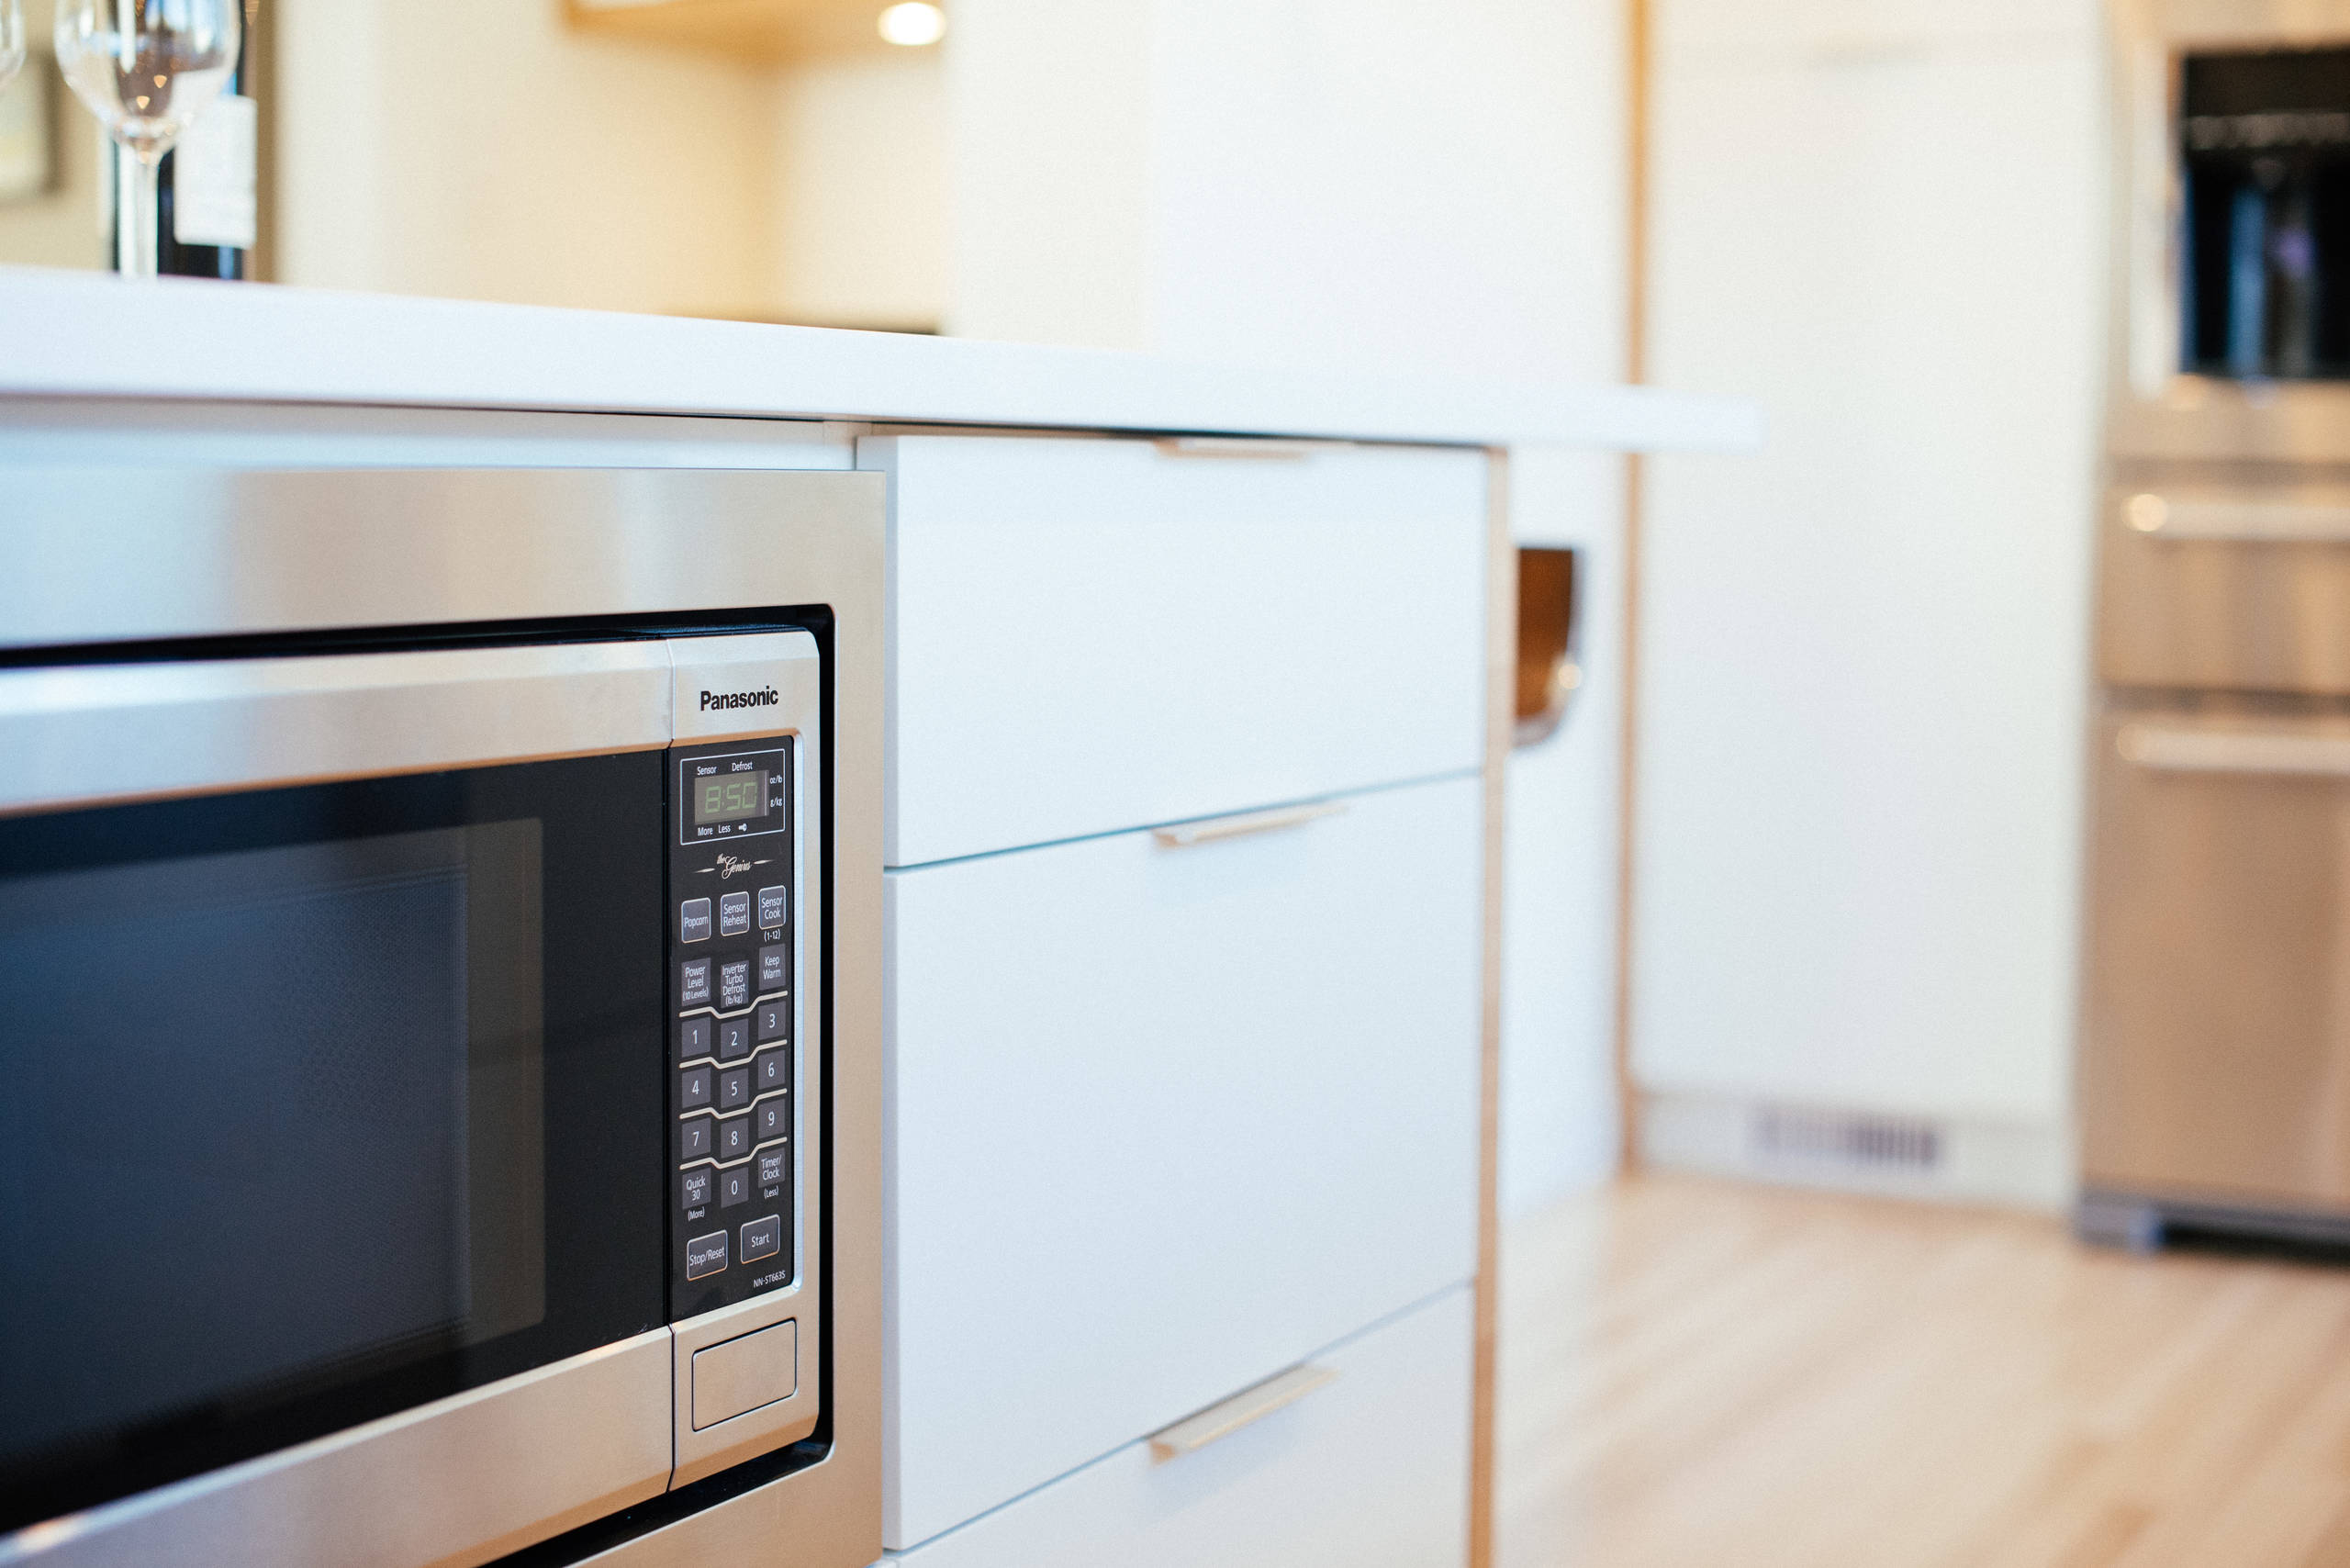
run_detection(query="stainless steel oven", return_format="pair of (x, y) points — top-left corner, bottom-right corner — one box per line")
(2086, 6), (2350, 1246)
(0, 465), (883, 1568)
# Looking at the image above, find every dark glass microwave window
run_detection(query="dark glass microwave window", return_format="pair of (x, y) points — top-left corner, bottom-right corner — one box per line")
(0, 823), (546, 1468)
(2180, 48), (2350, 379)
(0, 752), (664, 1535)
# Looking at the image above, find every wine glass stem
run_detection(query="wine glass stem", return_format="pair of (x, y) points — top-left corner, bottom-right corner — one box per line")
(117, 150), (161, 280)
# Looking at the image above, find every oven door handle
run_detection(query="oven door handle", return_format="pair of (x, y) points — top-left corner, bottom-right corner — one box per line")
(2125, 494), (2350, 543)
(2118, 723), (2350, 778)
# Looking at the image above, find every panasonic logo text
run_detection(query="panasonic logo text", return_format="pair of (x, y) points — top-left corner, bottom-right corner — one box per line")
(700, 688), (780, 711)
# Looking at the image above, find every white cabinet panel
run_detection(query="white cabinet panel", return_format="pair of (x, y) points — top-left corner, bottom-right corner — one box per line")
(1638, 35), (2098, 1121)
(891, 1287), (1472, 1568)
(884, 776), (1482, 1547)
(866, 433), (1486, 867)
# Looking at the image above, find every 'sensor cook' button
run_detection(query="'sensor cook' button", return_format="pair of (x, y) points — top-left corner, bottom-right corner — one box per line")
(686, 1230), (728, 1280)
(680, 899), (713, 943)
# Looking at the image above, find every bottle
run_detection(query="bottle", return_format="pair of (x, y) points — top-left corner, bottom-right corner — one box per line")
(110, 6), (257, 279)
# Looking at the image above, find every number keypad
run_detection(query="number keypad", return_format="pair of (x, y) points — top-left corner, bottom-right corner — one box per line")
(671, 735), (796, 1315)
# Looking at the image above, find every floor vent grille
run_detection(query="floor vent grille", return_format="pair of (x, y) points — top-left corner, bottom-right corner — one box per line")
(1750, 1105), (1944, 1171)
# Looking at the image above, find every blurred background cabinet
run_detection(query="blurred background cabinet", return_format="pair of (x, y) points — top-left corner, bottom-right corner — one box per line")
(1630, 0), (2103, 1203)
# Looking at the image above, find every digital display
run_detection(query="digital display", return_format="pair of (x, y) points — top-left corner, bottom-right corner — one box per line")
(694, 771), (769, 827)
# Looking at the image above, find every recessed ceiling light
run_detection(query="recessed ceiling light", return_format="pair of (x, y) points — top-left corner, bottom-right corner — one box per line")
(878, 2), (945, 46)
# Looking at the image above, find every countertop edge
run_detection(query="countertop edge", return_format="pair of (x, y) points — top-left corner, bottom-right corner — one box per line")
(0, 267), (1762, 454)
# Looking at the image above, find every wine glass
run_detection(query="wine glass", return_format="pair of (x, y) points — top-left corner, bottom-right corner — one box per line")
(54, 0), (241, 279)
(0, 0), (25, 95)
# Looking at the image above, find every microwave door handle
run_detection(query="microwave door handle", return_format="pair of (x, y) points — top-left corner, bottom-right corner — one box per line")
(2118, 724), (2350, 777)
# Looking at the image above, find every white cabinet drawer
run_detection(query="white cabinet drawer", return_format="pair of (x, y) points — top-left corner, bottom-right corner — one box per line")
(865, 433), (1487, 867)
(891, 1287), (1472, 1568)
(884, 775), (1482, 1547)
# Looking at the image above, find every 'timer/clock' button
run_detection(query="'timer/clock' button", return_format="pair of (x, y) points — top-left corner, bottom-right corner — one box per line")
(686, 1229), (728, 1279)
(719, 891), (752, 937)
(680, 898), (713, 944)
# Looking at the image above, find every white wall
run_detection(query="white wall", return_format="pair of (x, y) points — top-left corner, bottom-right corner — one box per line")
(1634, 0), (2102, 1183)
(947, 0), (1626, 382)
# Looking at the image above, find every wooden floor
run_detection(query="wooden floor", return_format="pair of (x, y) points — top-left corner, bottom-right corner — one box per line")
(1494, 1171), (2350, 1568)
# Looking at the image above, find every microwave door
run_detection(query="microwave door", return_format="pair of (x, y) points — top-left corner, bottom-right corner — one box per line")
(0, 643), (677, 1561)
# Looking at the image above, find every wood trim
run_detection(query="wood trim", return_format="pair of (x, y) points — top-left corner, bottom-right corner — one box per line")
(1613, 0), (1655, 1173)
(1468, 448), (1514, 1568)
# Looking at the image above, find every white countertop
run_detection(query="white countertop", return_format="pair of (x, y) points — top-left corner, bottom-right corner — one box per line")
(0, 266), (1758, 452)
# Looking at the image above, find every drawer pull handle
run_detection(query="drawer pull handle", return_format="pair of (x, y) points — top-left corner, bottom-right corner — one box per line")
(1147, 1363), (1341, 1461)
(1153, 437), (1336, 461)
(2118, 723), (2350, 777)
(1151, 801), (1348, 849)
(2125, 493), (2350, 543)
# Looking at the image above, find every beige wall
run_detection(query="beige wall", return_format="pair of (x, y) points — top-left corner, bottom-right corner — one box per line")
(0, 0), (107, 273)
(277, 0), (781, 317)
(768, 50), (948, 330)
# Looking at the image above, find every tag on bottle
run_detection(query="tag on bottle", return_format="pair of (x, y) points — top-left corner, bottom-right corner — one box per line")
(173, 95), (258, 250)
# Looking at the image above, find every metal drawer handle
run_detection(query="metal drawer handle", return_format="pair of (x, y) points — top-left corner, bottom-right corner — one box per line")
(2126, 493), (2350, 543)
(1151, 801), (1348, 848)
(2118, 723), (2350, 777)
(1147, 1363), (1341, 1461)
(1153, 437), (1337, 461)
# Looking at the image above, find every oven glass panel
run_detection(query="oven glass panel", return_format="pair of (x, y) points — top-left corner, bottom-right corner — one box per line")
(0, 755), (664, 1533)
(2181, 48), (2350, 380)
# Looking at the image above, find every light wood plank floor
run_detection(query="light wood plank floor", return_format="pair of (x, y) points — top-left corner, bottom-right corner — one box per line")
(1495, 1172), (2350, 1568)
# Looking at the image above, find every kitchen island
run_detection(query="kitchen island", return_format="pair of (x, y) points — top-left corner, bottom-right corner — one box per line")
(0, 263), (1753, 1568)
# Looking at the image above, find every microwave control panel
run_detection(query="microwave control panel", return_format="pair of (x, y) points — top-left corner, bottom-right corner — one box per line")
(667, 736), (796, 1319)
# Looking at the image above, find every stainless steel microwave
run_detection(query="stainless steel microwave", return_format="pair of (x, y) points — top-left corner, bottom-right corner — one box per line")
(0, 465), (884, 1568)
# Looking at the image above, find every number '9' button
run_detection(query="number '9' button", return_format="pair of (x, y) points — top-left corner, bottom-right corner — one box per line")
(755, 1099), (787, 1142)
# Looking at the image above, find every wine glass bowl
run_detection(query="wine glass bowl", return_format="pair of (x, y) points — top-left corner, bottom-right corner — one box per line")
(53, 0), (241, 276)
(0, 0), (25, 96)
